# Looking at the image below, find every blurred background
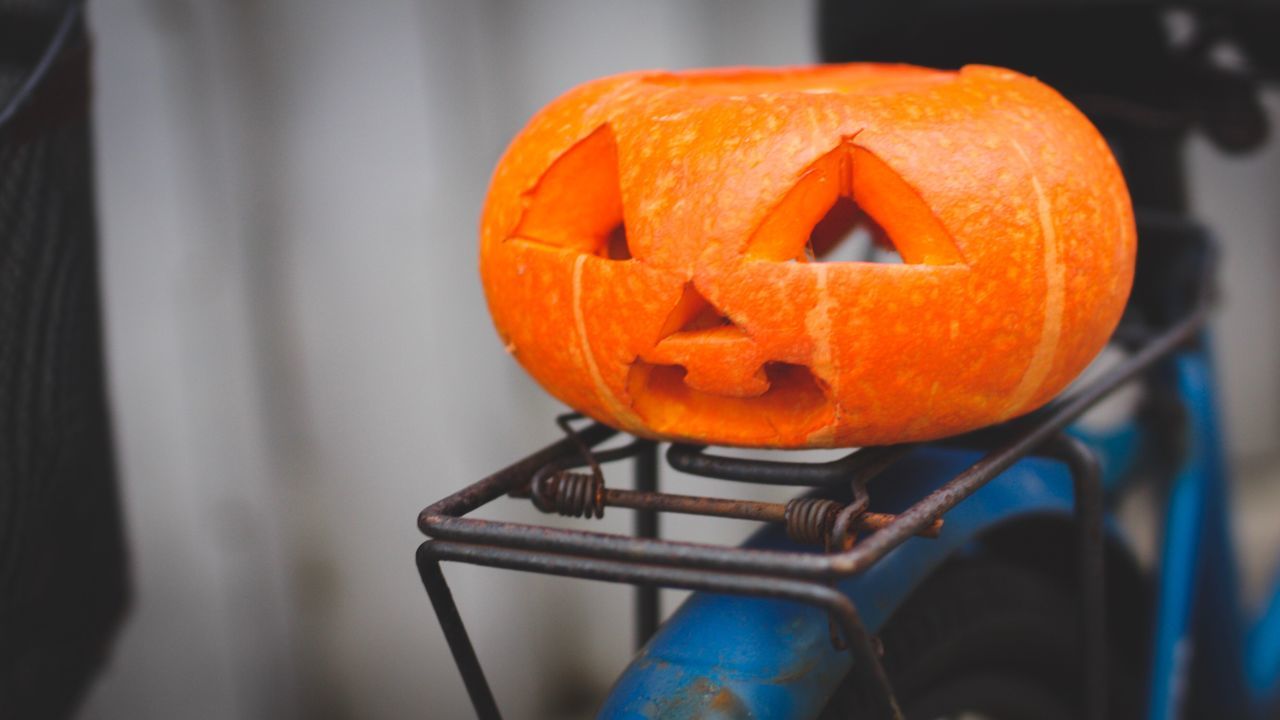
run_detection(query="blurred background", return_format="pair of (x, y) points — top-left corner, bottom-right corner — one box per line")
(51, 0), (1280, 718)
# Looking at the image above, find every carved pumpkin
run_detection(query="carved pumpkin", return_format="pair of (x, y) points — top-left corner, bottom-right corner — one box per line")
(480, 64), (1135, 448)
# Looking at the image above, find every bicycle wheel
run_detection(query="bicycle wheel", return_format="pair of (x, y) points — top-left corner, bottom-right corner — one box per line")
(821, 556), (1141, 719)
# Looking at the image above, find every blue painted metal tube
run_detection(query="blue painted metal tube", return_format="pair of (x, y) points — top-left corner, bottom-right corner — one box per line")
(1145, 418), (1208, 720)
(1247, 573), (1280, 706)
(1146, 350), (1254, 719)
(599, 441), (1129, 719)
(1184, 351), (1253, 717)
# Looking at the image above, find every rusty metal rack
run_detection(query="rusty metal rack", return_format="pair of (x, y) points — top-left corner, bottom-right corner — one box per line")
(417, 296), (1207, 720)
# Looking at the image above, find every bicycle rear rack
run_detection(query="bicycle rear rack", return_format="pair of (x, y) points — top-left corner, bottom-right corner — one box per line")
(417, 300), (1206, 720)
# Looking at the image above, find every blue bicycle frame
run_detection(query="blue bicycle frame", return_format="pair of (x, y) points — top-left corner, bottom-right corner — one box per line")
(600, 342), (1280, 719)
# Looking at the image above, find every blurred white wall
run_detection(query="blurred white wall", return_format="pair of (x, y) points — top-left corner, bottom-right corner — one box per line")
(82, 2), (298, 719)
(81, 2), (815, 719)
(1187, 90), (1280, 472)
(77, 2), (1279, 719)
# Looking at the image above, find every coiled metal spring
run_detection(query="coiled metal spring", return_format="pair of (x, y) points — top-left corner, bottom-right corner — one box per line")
(784, 497), (842, 545)
(540, 471), (606, 519)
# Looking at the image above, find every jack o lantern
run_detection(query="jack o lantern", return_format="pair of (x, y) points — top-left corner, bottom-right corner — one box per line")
(480, 64), (1135, 448)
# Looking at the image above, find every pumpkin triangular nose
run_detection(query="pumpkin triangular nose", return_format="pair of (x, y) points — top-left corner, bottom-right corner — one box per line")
(645, 282), (768, 397)
(657, 282), (730, 337)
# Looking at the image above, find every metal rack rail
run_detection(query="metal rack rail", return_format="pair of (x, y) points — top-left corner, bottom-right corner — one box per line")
(417, 297), (1207, 720)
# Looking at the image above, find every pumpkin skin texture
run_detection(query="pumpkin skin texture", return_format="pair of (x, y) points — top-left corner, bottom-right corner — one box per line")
(480, 64), (1135, 448)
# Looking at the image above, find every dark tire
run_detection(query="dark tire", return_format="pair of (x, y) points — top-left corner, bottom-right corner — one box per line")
(821, 557), (1141, 719)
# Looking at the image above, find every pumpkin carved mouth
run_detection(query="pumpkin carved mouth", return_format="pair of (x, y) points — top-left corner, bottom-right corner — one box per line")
(481, 64), (1136, 448)
(627, 361), (832, 445)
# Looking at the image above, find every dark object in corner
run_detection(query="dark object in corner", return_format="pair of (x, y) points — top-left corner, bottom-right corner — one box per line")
(0, 1), (128, 716)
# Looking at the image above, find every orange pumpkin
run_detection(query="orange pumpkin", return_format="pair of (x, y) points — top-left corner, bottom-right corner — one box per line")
(479, 64), (1135, 448)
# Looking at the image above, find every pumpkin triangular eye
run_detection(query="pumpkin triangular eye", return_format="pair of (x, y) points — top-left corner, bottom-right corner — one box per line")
(510, 124), (632, 260)
(804, 196), (903, 264)
(748, 142), (961, 266)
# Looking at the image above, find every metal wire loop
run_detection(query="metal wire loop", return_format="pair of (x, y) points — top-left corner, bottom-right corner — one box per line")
(830, 479), (872, 551)
(556, 412), (605, 482)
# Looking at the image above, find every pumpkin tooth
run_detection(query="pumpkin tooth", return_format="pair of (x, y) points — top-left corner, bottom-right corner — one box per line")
(647, 326), (767, 397)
